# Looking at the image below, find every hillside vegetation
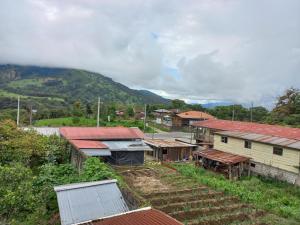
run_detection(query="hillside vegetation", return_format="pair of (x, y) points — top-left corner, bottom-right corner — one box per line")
(0, 64), (169, 111)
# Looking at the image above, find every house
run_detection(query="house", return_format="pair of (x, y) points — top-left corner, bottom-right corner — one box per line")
(193, 119), (300, 184)
(193, 148), (251, 180)
(80, 207), (183, 225)
(54, 180), (129, 225)
(60, 127), (152, 168)
(153, 109), (171, 125)
(144, 139), (197, 161)
(172, 111), (215, 128)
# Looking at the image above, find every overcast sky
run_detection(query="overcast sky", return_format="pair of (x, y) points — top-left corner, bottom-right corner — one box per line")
(0, 0), (299, 108)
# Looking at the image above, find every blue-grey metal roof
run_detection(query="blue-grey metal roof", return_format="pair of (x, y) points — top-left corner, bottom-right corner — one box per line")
(80, 149), (112, 156)
(102, 140), (153, 151)
(54, 180), (129, 225)
(216, 131), (300, 150)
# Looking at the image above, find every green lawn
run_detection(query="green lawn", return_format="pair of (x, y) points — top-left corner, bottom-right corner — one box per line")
(34, 117), (155, 132)
(172, 163), (300, 223)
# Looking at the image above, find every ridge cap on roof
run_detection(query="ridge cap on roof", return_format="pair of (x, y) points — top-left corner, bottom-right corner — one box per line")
(54, 179), (117, 192)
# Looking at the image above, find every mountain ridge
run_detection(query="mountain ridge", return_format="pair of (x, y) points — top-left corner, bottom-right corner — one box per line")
(0, 64), (169, 106)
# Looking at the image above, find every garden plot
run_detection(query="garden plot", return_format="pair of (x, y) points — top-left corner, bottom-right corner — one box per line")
(117, 164), (269, 225)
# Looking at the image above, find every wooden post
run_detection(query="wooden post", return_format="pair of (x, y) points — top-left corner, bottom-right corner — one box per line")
(228, 164), (232, 180)
(247, 161), (251, 176)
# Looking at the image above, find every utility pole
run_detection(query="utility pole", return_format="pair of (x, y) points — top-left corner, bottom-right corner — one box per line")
(250, 102), (253, 122)
(232, 105), (235, 121)
(17, 96), (20, 126)
(97, 97), (100, 127)
(143, 104), (147, 132)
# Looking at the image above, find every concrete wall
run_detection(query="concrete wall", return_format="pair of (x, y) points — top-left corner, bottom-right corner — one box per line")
(214, 134), (300, 184)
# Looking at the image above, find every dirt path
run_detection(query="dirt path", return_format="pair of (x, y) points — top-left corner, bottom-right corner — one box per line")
(116, 164), (269, 225)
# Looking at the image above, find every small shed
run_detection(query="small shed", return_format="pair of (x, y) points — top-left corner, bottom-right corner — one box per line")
(54, 180), (129, 225)
(144, 139), (196, 161)
(102, 140), (152, 165)
(194, 149), (250, 180)
(60, 127), (152, 167)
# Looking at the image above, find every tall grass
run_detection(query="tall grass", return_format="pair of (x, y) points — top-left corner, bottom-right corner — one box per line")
(172, 163), (300, 221)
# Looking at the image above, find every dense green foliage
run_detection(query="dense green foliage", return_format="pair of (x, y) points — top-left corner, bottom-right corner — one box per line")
(0, 120), (122, 224)
(265, 88), (300, 127)
(173, 163), (300, 222)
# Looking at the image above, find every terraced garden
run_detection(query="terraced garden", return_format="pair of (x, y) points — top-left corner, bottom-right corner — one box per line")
(116, 164), (273, 225)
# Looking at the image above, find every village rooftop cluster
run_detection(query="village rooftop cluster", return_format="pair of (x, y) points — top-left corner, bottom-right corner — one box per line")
(40, 109), (300, 225)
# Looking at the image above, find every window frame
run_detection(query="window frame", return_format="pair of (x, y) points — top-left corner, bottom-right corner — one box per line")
(221, 136), (228, 144)
(244, 140), (252, 149)
(273, 146), (283, 156)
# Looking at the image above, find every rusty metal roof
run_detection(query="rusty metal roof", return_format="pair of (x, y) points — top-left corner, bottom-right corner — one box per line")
(81, 207), (183, 225)
(144, 139), (196, 148)
(193, 119), (300, 140)
(176, 111), (215, 119)
(195, 149), (250, 165)
(60, 127), (144, 140)
(216, 131), (300, 150)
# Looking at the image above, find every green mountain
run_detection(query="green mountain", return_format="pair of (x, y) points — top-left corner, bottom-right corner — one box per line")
(0, 64), (169, 110)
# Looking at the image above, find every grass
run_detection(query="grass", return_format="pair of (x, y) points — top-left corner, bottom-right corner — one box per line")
(8, 78), (43, 88)
(34, 117), (155, 132)
(172, 163), (300, 223)
(0, 89), (64, 101)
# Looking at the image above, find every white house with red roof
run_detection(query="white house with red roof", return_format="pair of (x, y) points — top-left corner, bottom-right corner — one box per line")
(60, 127), (152, 169)
(193, 120), (300, 185)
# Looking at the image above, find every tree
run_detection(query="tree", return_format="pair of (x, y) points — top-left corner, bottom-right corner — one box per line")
(0, 163), (38, 219)
(251, 106), (269, 122)
(266, 88), (300, 126)
(273, 88), (300, 117)
(85, 103), (93, 118)
(171, 99), (186, 109)
(72, 100), (84, 124)
(126, 106), (134, 117)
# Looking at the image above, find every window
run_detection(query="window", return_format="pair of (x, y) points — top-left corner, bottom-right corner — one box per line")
(244, 140), (252, 149)
(162, 149), (168, 155)
(250, 163), (256, 168)
(273, 147), (283, 156)
(221, 136), (228, 143)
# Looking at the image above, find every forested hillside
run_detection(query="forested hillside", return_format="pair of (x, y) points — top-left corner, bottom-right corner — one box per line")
(0, 64), (169, 110)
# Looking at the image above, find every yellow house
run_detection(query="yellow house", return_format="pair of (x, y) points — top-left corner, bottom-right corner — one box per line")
(214, 130), (300, 184)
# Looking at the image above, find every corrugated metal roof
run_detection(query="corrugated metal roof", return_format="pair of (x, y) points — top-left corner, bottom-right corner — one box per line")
(144, 139), (196, 148)
(176, 111), (215, 119)
(54, 180), (129, 225)
(60, 127), (144, 140)
(81, 149), (112, 156)
(194, 149), (250, 165)
(216, 130), (300, 150)
(70, 140), (108, 149)
(193, 119), (300, 140)
(154, 109), (171, 113)
(81, 207), (183, 225)
(101, 140), (152, 151)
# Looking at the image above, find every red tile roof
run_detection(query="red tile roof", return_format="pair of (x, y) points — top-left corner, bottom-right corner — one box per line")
(176, 111), (215, 119)
(194, 149), (250, 165)
(82, 208), (183, 225)
(193, 119), (300, 140)
(70, 140), (108, 150)
(59, 127), (144, 140)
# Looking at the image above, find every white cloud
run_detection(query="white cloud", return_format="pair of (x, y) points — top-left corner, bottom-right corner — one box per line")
(0, 0), (299, 108)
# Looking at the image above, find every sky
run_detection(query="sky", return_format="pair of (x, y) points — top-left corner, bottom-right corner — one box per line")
(0, 0), (299, 108)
